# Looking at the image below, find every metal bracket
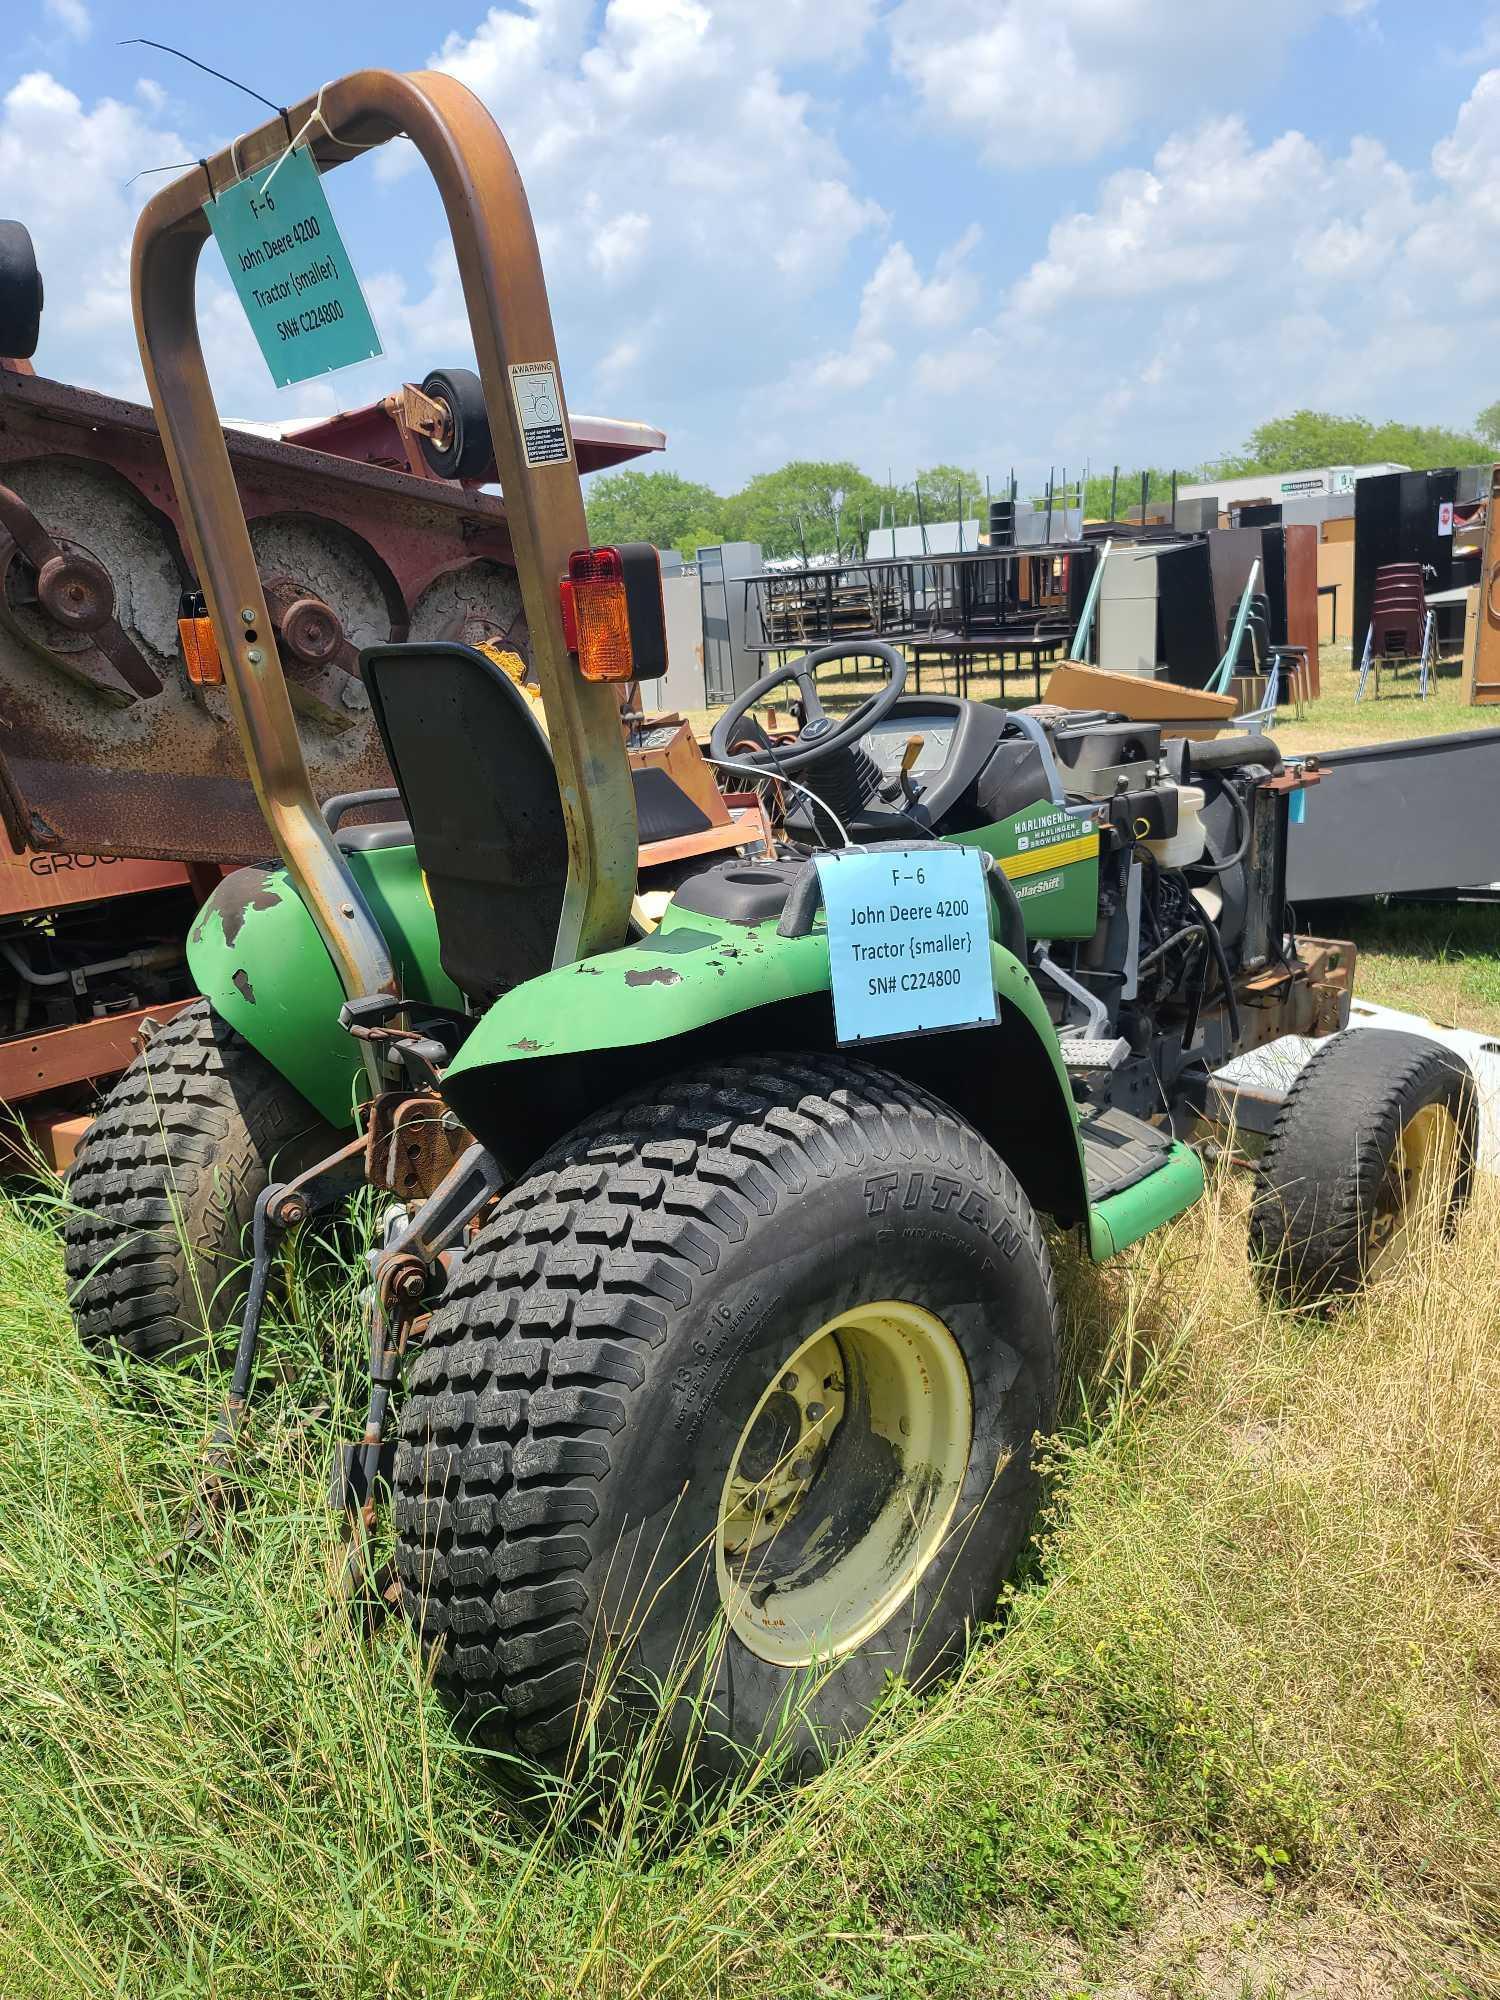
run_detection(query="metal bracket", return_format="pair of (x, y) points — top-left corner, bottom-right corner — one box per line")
(191, 1135), (367, 1518)
(332, 1143), (506, 1606)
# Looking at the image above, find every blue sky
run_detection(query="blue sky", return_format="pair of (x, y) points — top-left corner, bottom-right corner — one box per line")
(5, 1), (1499, 496)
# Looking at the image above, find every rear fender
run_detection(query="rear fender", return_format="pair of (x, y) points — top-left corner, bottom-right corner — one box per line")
(186, 842), (462, 1127)
(440, 907), (1092, 1228)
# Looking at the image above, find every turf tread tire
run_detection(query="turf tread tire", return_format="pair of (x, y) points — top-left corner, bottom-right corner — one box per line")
(394, 1053), (1058, 1771)
(63, 998), (333, 1362)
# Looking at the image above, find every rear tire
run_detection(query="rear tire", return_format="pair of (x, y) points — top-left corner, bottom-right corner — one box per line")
(1249, 1028), (1477, 1307)
(63, 998), (337, 1363)
(393, 1054), (1059, 1781)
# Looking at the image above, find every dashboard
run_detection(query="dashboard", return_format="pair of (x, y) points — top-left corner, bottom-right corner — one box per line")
(864, 710), (961, 782)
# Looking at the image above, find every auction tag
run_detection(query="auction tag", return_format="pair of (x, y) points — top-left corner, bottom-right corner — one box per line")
(815, 846), (997, 1045)
(204, 147), (382, 389)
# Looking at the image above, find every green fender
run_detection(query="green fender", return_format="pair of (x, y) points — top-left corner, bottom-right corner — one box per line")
(186, 843), (462, 1128)
(188, 855), (1202, 1256)
(439, 899), (1099, 1231)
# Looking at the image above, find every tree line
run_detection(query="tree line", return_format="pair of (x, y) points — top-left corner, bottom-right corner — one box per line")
(584, 408), (1500, 561)
(583, 461), (984, 565)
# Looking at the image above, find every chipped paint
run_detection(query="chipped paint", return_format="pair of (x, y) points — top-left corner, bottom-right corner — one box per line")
(210, 865), (286, 948)
(624, 965), (682, 987)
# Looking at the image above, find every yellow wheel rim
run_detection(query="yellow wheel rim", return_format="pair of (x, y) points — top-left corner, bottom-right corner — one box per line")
(714, 1300), (972, 1668)
(1367, 1102), (1462, 1278)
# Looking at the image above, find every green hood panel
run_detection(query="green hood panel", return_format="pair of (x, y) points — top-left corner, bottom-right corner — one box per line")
(187, 843), (462, 1127)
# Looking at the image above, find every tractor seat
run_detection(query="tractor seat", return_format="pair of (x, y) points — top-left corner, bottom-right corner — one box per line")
(359, 641), (722, 1003)
(334, 821), (413, 852)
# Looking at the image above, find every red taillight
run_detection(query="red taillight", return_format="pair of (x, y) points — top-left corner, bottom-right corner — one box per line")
(562, 542), (668, 682)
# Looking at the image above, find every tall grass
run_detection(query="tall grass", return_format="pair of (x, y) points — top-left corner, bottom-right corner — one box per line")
(0, 1161), (1495, 1998)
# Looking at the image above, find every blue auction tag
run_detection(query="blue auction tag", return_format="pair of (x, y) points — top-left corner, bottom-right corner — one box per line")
(204, 146), (382, 389)
(815, 846), (998, 1045)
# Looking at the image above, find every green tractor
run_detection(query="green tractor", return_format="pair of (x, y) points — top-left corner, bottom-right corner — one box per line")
(63, 68), (1476, 1781)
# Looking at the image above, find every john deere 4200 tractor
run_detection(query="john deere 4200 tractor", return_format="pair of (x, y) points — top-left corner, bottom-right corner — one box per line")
(63, 69), (1476, 1780)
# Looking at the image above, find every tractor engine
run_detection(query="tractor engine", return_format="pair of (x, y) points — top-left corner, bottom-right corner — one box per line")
(1011, 708), (1297, 1099)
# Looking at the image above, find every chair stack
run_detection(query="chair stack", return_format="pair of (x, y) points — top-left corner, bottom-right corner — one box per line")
(1370, 563), (1427, 661)
(1359, 563), (1434, 700)
(1222, 592), (1310, 722)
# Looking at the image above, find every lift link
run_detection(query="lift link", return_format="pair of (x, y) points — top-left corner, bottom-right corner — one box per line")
(332, 1143), (507, 1612)
(190, 1135), (369, 1528)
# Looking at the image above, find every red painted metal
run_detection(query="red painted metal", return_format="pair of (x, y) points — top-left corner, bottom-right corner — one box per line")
(0, 998), (190, 1102)
(0, 833), (191, 918)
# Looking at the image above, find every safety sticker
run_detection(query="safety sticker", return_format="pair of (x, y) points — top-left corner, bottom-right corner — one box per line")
(509, 360), (571, 466)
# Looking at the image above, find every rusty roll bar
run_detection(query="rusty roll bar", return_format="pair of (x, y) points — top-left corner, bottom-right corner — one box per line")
(131, 69), (639, 1027)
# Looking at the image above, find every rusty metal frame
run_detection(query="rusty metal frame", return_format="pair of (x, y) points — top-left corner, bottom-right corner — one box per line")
(131, 69), (638, 1025)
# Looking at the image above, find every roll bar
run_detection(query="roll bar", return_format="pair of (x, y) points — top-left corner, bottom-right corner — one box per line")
(131, 69), (639, 1017)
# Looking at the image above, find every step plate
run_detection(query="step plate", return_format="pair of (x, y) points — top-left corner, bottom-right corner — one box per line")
(1080, 1104), (1175, 1204)
(1059, 1036), (1131, 1071)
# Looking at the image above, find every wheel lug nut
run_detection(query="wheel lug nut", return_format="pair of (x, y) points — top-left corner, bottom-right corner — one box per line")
(791, 1456), (813, 1480)
(780, 1372), (798, 1392)
(806, 1400), (826, 1422)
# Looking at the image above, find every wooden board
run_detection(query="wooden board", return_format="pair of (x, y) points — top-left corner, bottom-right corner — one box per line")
(1282, 522), (1321, 698)
(1044, 662), (1238, 740)
(1472, 472), (1500, 706)
(628, 718), (730, 825)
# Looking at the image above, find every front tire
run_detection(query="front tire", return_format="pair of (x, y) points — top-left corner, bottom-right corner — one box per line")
(1249, 1027), (1477, 1306)
(63, 999), (337, 1363)
(393, 1055), (1059, 1780)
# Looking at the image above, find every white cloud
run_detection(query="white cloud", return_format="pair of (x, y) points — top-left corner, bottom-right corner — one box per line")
(926, 78), (1500, 471)
(0, 69), (338, 416)
(1007, 120), (1418, 317)
(409, 0), (885, 417)
(43, 0), (90, 41)
(0, 71), (188, 388)
(3, 7), (1491, 498)
(805, 229), (983, 395)
(887, 0), (1372, 163)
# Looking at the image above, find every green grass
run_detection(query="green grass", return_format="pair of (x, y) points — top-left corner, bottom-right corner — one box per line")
(1, 1143), (1497, 1995)
(1331, 900), (1500, 1037)
(1274, 648), (1487, 757)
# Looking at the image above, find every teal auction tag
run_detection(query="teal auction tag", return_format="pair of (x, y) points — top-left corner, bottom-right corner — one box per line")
(204, 146), (382, 389)
(815, 846), (998, 1045)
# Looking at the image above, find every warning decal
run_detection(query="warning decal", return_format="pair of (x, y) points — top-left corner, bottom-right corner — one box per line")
(508, 360), (571, 466)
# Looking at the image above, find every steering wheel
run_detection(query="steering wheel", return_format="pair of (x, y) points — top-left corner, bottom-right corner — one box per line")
(709, 640), (908, 774)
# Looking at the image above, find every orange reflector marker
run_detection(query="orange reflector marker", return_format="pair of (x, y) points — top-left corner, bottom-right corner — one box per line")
(178, 615), (224, 686)
(564, 542), (668, 682)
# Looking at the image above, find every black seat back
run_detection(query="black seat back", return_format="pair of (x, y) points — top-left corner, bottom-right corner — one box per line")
(359, 643), (567, 1003)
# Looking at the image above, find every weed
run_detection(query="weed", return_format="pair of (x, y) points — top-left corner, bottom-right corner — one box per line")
(0, 1149), (1495, 1995)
